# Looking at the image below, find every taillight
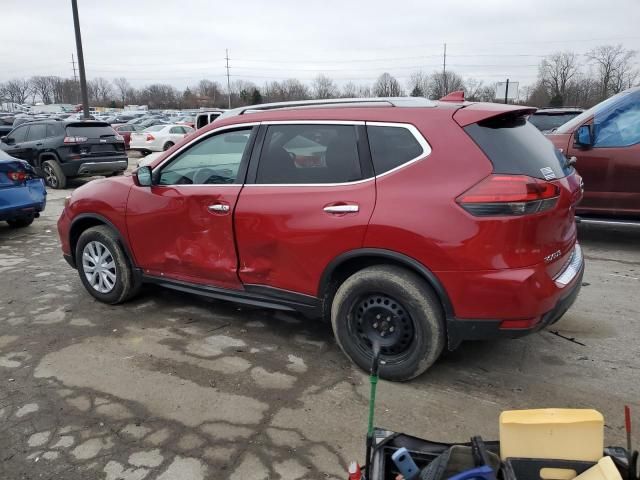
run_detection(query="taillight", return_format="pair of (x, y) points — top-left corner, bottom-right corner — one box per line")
(146, 134), (155, 141)
(7, 171), (29, 182)
(63, 136), (88, 144)
(456, 175), (560, 216)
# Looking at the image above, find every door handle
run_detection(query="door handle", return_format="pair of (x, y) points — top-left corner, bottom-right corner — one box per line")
(208, 203), (230, 213)
(323, 204), (359, 214)
(35, 143), (43, 146)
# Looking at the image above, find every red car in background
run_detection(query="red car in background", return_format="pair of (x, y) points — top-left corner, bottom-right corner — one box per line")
(113, 124), (144, 149)
(57, 97), (584, 380)
(546, 86), (640, 220)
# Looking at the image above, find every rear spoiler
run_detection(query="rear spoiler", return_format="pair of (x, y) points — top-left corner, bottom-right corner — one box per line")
(453, 103), (537, 127)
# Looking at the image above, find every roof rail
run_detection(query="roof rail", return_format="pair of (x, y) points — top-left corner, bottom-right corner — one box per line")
(217, 97), (435, 121)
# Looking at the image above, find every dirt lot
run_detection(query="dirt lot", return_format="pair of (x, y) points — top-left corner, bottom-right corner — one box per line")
(1, 164), (639, 479)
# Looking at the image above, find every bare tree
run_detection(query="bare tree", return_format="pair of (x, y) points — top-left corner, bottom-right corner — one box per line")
(87, 77), (113, 105)
(4, 78), (31, 104)
(464, 78), (496, 102)
(407, 71), (429, 97)
(538, 52), (579, 105)
(373, 73), (403, 97)
(281, 79), (310, 100)
(428, 71), (464, 99)
(587, 44), (637, 99)
(30, 76), (57, 104)
(113, 77), (132, 105)
(196, 79), (222, 106)
(312, 74), (337, 99)
(341, 81), (358, 98)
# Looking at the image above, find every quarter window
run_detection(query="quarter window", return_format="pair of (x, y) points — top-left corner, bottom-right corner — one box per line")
(159, 128), (253, 185)
(46, 123), (63, 137)
(256, 124), (362, 184)
(367, 125), (424, 175)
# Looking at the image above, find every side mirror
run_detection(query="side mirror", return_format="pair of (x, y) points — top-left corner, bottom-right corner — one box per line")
(1, 136), (13, 145)
(134, 166), (153, 186)
(574, 125), (593, 148)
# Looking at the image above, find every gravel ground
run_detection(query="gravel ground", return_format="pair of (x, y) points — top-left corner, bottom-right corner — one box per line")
(1, 159), (638, 479)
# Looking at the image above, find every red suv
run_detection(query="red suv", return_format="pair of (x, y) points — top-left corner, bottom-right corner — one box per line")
(57, 97), (584, 380)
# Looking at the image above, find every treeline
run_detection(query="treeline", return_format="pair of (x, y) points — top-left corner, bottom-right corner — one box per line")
(0, 44), (636, 110)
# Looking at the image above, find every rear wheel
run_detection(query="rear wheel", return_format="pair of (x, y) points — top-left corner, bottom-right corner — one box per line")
(331, 265), (445, 381)
(163, 142), (174, 151)
(42, 159), (67, 189)
(76, 225), (140, 304)
(7, 216), (35, 228)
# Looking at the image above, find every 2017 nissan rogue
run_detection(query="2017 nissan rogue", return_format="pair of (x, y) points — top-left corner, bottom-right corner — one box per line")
(57, 96), (585, 380)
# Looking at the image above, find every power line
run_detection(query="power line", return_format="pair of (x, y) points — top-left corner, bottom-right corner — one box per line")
(225, 48), (231, 108)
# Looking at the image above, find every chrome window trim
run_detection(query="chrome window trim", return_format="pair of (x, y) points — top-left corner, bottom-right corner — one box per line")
(366, 121), (432, 180)
(151, 120), (432, 188)
(245, 120), (431, 187)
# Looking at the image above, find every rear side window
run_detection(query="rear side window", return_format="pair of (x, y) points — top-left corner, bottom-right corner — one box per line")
(464, 115), (570, 180)
(26, 124), (47, 141)
(66, 124), (117, 138)
(256, 124), (361, 184)
(367, 125), (425, 175)
(47, 123), (64, 137)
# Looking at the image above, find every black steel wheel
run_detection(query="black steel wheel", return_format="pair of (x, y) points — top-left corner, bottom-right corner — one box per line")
(331, 265), (445, 381)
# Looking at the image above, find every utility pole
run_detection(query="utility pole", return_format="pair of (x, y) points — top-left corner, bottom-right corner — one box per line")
(71, 53), (79, 104)
(71, 0), (90, 119)
(504, 78), (510, 104)
(443, 42), (447, 95)
(225, 49), (231, 109)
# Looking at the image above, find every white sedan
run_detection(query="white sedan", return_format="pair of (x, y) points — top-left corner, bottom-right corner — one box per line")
(129, 124), (195, 154)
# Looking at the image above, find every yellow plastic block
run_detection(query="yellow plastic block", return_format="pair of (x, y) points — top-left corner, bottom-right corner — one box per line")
(499, 409), (604, 461)
(574, 457), (622, 480)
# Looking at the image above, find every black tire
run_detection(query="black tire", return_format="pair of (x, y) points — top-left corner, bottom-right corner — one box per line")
(7, 216), (35, 228)
(75, 225), (141, 304)
(331, 265), (445, 381)
(42, 159), (67, 189)
(163, 142), (174, 151)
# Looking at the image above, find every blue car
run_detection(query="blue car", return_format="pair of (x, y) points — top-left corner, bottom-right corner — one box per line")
(0, 149), (46, 228)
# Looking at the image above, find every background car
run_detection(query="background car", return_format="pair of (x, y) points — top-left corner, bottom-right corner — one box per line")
(129, 124), (194, 154)
(529, 108), (584, 133)
(0, 120), (127, 189)
(113, 123), (144, 149)
(546, 86), (640, 220)
(0, 149), (46, 228)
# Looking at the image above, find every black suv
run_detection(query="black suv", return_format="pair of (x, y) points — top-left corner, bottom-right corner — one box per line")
(0, 120), (127, 189)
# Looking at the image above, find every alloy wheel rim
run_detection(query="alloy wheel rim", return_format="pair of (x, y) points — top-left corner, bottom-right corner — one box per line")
(348, 293), (416, 362)
(82, 241), (117, 294)
(43, 164), (57, 187)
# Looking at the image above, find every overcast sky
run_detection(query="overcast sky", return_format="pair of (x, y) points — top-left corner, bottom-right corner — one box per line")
(3, 0), (640, 93)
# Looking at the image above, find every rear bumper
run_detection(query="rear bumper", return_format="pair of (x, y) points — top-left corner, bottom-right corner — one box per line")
(60, 157), (128, 176)
(0, 180), (47, 221)
(444, 244), (585, 349)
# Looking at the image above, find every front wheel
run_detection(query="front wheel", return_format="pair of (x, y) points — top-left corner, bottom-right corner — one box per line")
(75, 226), (140, 304)
(331, 265), (445, 381)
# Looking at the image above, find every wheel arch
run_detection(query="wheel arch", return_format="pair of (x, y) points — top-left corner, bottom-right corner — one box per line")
(69, 214), (137, 270)
(318, 248), (454, 319)
(38, 151), (59, 169)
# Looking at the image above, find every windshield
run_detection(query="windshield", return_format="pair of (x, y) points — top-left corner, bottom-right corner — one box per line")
(556, 87), (640, 133)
